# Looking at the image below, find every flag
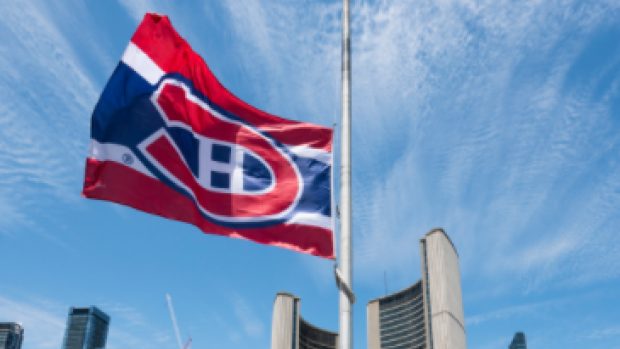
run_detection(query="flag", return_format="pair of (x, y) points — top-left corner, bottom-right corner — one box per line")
(83, 13), (334, 259)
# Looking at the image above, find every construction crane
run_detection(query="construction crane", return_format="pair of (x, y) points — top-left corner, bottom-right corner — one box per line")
(183, 338), (192, 349)
(166, 294), (185, 349)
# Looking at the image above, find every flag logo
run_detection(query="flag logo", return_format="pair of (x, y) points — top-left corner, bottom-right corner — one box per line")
(140, 77), (303, 225)
(83, 14), (334, 258)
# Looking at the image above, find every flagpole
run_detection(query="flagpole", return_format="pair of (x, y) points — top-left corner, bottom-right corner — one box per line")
(339, 0), (353, 348)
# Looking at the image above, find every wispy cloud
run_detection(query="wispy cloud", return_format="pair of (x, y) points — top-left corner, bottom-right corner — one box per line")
(0, 295), (66, 349)
(218, 0), (341, 125)
(466, 298), (567, 326)
(0, 0), (99, 231)
(212, 312), (242, 343)
(95, 302), (176, 349)
(216, 0), (620, 297)
(116, 0), (158, 23)
(0, 292), (175, 349)
(587, 325), (620, 339)
(231, 294), (264, 338)
(99, 304), (148, 327)
(473, 335), (515, 349)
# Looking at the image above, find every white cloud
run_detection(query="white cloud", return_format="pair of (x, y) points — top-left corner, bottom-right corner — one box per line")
(116, 0), (156, 22)
(587, 325), (620, 339)
(0, 0), (99, 230)
(0, 293), (175, 349)
(216, 0), (620, 297)
(96, 302), (176, 349)
(473, 335), (515, 349)
(213, 312), (242, 343)
(219, 0), (341, 124)
(0, 295), (66, 349)
(98, 304), (147, 327)
(348, 0), (620, 292)
(232, 295), (264, 338)
(466, 300), (558, 326)
(0, 198), (28, 234)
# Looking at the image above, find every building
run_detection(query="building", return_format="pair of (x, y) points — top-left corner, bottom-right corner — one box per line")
(271, 292), (338, 349)
(509, 332), (527, 349)
(0, 323), (24, 349)
(61, 306), (110, 349)
(367, 228), (467, 349)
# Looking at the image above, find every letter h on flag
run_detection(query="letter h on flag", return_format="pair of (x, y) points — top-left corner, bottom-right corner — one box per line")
(83, 14), (334, 259)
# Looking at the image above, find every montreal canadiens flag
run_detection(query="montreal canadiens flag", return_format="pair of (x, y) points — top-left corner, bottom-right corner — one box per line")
(83, 14), (334, 259)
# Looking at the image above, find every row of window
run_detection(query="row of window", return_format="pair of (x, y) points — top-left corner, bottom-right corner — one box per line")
(384, 343), (426, 349)
(88, 318), (109, 348)
(381, 322), (425, 344)
(379, 302), (424, 323)
(299, 335), (337, 349)
(382, 332), (426, 349)
(299, 320), (337, 346)
(379, 295), (424, 317)
(292, 300), (298, 349)
(379, 283), (423, 312)
(380, 304), (425, 328)
(381, 317), (426, 339)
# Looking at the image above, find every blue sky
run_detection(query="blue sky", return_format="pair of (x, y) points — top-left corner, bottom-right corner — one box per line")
(1, 0), (620, 348)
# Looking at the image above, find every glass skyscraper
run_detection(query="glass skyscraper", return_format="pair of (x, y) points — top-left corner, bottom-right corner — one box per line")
(509, 332), (527, 349)
(61, 306), (110, 349)
(270, 292), (338, 349)
(367, 228), (467, 349)
(0, 323), (24, 349)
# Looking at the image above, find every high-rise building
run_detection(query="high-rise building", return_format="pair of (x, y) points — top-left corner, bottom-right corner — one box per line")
(367, 228), (467, 349)
(509, 332), (527, 349)
(61, 306), (110, 349)
(0, 323), (24, 349)
(271, 292), (338, 349)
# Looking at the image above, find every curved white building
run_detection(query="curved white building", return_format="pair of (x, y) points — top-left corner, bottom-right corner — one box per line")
(271, 292), (338, 349)
(367, 228), (467, 349)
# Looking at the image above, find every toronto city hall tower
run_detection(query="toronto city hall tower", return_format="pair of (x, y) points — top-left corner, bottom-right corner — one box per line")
(367, 229), (467, 349)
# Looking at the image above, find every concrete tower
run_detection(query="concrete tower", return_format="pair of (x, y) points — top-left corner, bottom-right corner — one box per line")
(271, 292), (338, 349)
(367, 228), (467, 349)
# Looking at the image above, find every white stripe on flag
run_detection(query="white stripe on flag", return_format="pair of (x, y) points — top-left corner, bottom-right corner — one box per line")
(88, 140), (333, 229)
(121, 42), (165, 85)
(88, 140), (155, 178)
(286, 212), (332, 230)
(286, 145), (332, 165)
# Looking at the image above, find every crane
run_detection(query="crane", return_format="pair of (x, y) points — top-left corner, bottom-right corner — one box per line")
(166, 294), (184, 349)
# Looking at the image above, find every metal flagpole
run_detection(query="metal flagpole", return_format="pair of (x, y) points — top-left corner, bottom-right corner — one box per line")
(339, 0), (353, 349)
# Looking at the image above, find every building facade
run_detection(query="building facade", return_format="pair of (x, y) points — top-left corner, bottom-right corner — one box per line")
(271, 292), (338, 349)
(367, 228), (467, 349)
(509, 332), (527, 349)
(61, 306), (110, 349)
(0, 323), (24, 349)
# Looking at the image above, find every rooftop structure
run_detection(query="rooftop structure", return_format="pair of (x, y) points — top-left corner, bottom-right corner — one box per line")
(61, 306), (110, 349)
(509, 332), (527, 349)
(367, 228), (467, 349)
(0, 322), (24, 349)
(271, 292), (338, 349)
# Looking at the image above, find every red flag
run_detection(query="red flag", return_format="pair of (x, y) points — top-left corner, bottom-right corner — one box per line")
(83, 14), (334, 259)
